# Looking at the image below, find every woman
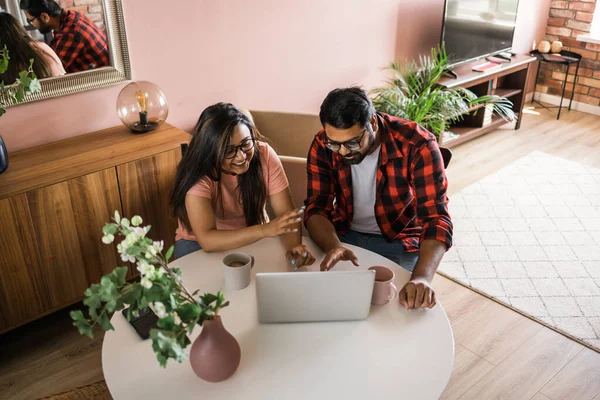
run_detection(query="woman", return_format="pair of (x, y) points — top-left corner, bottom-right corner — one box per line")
(0, 12), (65, 84)
(171, 103), (315, 268)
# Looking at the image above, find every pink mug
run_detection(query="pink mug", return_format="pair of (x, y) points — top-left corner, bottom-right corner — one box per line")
(368, 266), (398, 305)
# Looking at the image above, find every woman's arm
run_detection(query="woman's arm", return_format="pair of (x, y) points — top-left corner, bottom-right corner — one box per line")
(269, 188), (302, 250)
(269, 188), (315, 267)
(186, 194), (301, 252)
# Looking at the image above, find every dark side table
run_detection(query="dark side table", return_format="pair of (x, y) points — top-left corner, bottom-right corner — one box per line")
(530, 49), (582, 120)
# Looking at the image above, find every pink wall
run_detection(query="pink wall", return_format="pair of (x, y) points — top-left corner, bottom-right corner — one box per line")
(2, 0), (551, 152)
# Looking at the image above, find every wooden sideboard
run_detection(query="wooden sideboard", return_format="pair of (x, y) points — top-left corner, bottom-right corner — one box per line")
(0, 123), (190, 333)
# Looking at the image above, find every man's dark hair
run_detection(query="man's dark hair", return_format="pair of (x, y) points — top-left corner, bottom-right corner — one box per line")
(319, 87), (376, 129)
(19, 0), (62, 17)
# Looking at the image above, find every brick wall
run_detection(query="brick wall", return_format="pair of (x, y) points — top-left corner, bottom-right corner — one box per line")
(59, 0), (104, 31)
(538, 0), (600, 106)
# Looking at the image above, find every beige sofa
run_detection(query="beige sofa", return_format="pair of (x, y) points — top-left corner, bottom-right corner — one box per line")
(248, 111), (322, 235)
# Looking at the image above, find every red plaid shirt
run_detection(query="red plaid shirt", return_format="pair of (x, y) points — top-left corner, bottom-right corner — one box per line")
(304, 113), (453, 252)
(51, 10), (109, 73)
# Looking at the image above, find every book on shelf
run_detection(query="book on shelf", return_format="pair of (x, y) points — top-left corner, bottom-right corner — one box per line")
(472, 61), (502, 72)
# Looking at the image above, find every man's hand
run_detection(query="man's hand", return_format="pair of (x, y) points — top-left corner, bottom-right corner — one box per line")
(320, 246), (359, 271)
(398, 278), (436, 309)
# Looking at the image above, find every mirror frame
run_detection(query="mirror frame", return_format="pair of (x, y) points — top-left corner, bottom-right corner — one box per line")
(4, 0), (131, 107)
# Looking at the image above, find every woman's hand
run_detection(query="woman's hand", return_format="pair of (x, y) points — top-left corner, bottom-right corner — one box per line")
(261, 207), (304, 238)
(286, 244), (316, 269)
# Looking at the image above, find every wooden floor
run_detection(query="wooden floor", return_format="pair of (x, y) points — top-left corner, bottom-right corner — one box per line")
(1, 105), (599, 400)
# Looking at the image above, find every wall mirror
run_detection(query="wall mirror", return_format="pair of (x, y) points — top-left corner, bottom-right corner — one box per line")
(0, 0), (130, 106)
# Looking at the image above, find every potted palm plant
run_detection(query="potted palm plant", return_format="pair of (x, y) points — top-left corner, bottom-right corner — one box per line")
(370, 45), (516, 141)
(0, 45), (41, 173)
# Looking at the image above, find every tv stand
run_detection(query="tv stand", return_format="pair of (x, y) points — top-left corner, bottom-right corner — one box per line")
(436, 54), (536, 148)
(443, 69), (459, 79)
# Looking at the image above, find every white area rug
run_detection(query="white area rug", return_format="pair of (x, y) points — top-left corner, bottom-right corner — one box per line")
(439, 151), (600, 352)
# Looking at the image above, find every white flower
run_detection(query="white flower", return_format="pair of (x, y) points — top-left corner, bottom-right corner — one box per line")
(121, 253), (130, 263)
(124, 233), (137, 248)
(145, 251), (153, 259)
(102, 234), (114, 244)
(152, 302), (167, 318)
(153, 241), (164, 253)
(131, 216), (143, 227)
(137, 261), (155, 278)
(132, 227), (146, 239)
(173, 312), (182, 325)
(154, 267), (165, 278)
(117, 243), (124, 253)
(141, 278), (153, 289)
(128, 255), (136, 263)
(121, 218), (131, 228)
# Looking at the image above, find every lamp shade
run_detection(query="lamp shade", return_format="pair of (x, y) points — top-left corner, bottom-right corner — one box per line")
(117, 81), (169, 133)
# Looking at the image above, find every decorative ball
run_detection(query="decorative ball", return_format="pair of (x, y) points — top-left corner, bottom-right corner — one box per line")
(538, 41), (551, 53)
(117, 81), (169, 134)
(551, 41), (563, 53)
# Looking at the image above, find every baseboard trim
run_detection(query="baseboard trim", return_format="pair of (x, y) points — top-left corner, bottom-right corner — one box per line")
(532, 92), (600, 117)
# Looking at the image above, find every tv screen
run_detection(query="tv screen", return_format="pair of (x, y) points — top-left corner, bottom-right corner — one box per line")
(442, 0), (520, 67)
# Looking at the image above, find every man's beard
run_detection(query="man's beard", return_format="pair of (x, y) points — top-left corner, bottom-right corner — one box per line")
(38, 23), (52, 34)
(341, 133), (375, 165)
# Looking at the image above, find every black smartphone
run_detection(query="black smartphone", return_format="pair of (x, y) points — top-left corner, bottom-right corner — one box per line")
(121, 307), (159, 340)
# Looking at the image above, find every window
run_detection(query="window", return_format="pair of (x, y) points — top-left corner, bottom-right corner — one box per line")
(578, 3), (600, 43)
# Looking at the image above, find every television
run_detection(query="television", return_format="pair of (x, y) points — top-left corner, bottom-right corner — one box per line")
(441, 0), (520, 67)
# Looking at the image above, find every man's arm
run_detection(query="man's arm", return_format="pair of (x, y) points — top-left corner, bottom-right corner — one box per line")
(52, 32), (84, 71)
(304, 137), (358, 271)
(399, 138), (453, 309)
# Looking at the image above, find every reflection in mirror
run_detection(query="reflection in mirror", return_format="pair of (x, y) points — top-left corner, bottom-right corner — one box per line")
(0, 0), (109, 85)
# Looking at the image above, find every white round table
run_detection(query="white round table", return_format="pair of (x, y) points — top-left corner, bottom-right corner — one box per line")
(102, 238), (454, 400)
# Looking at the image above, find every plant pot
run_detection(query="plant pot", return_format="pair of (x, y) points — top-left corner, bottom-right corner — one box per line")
(0, 135), (8, 174)
(189, 316), (241, 382)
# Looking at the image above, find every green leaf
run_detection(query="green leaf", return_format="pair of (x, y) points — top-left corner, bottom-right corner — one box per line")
(165, 245), (174, 262)
(98, 311), (115, 331)
(0, 108), (5, 117)
(14, 85), (24, 102)
(157, 315), (176, 330)
(70, 310), (94, 339)
(177, 303), (201, 324)
(114, 210), (121, 223)
(102, 223), (118, 235)
(99, 276), (119, 302)
(83, 284), (102, 310)
(109, 266), (128, 286)
(121, 284), (143, 305)
(150, 329), (188, 368)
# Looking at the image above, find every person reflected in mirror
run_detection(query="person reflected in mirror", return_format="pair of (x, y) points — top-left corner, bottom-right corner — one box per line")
(304, 87), (453, 310)
(0, 11), (65, 83)
(171, 103), (316, 268)
(19, 0), (108, 73)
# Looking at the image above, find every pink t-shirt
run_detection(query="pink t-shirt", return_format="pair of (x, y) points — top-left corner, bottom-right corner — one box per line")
(31, 41), (66, 77)
(175, 142), (289, 241)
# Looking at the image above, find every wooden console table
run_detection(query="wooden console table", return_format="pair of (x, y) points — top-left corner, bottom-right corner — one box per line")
(0, 123), (190, 333)
(437, 54), (537, 148)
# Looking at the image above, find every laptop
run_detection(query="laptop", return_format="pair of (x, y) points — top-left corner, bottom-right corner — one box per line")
(255, 270), (375, 323)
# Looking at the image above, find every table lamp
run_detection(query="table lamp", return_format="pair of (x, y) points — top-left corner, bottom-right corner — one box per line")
(117, 81), (169, 134)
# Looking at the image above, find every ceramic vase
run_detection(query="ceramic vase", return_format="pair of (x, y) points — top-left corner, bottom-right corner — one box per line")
(189, 316), (241, 382)
(0, 135), (8, 174)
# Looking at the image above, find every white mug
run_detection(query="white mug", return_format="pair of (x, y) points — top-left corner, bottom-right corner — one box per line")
(223, 252), (254, 290)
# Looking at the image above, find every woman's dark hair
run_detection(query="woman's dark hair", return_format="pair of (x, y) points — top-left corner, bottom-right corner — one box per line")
(171, 103), (267, 232)
(0, 12), (52, 84)
(19, 0), (62, 17)
(319, 86), (375, 129)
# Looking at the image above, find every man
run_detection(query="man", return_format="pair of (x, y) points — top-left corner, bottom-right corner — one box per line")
(304, 87), (453, 310)
(20, 0), (108, 73)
